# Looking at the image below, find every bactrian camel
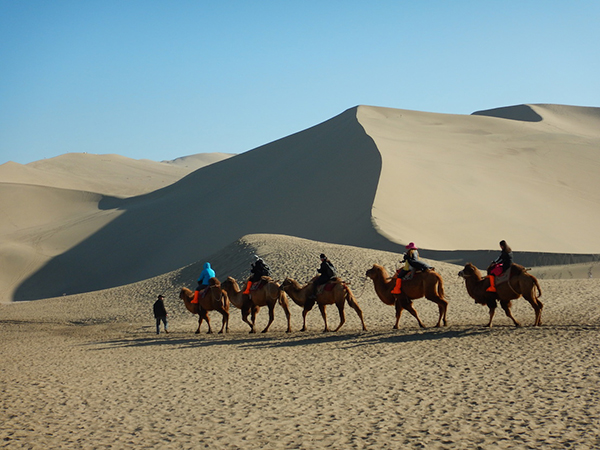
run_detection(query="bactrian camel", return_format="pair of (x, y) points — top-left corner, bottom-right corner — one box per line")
(281, 277), (367, 332)
(221, 276), (292, 333)
(365, 264), (448, 328)
(458, 263), (543, 327)
(179, 277), (229, 334)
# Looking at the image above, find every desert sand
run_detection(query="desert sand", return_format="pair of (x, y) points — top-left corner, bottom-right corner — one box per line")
(1, 104), (600, 448)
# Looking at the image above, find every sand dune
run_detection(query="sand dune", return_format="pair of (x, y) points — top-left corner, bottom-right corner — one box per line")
(360, 104), (600, 253)
(1, 104), (599, 303)
(2, 102), (600, 447)
(0, 152), (233, 197)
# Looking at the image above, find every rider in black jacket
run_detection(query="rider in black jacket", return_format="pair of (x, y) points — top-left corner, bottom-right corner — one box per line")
(244, 256), (271, 294)
(309, 254), (337, 302)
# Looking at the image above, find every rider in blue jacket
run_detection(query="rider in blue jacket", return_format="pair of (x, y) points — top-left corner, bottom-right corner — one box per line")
(194, 262), (216, 303)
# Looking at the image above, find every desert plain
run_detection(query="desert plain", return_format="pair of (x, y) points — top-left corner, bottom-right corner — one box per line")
(2, 104), (600, 449)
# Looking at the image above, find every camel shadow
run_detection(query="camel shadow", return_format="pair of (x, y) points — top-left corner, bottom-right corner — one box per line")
(84, 325), (499, 351)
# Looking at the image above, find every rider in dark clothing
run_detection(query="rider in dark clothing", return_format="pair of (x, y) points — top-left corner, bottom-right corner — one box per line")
(487, 240), (513, 292)
(250, 257), (271, 281)
(309, 254), (336, 301)
(491, 240), (513, 274)
(244, 256), (271, 294)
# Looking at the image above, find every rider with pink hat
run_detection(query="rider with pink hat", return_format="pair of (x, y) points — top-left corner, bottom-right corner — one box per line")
(391, 242), (433, 294)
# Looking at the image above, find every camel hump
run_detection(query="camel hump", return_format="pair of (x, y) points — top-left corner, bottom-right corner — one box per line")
(510, 263), (527, 275)
(260, 275), (272, 282)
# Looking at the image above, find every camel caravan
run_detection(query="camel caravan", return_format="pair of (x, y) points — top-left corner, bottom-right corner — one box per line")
(179, 242), (543, 334)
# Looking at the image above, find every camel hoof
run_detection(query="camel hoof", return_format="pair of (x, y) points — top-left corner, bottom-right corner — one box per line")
(286, 329), (292, 333)
(195, 331), (200, 334)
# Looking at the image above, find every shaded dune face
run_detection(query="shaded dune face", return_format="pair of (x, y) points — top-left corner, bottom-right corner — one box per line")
(7, 104), (600, 301)
(14, 108), (389, 300)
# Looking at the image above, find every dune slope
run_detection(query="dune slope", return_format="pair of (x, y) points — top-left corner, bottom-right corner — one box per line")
(6, 104), (600, 301)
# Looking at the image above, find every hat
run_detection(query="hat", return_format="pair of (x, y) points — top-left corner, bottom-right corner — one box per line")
(320, 253), (326, 259)
(405, 242), (417, 250)
(157, 294), (164, 299)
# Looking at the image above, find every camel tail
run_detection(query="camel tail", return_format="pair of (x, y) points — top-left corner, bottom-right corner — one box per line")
(533, 276), (542, 298)
(343, 284), (359, 308)
(436, 273), (446, 300)
(278, 289), (289, 306)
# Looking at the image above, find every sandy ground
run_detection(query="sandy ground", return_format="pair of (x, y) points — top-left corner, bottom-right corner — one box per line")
(1, 104), (599, 447)
(2, 235), (600, 449)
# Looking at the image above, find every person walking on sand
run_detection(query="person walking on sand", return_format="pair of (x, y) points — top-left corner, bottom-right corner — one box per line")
(153, 294), (169, 334)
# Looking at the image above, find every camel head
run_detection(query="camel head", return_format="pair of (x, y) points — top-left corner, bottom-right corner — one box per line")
(458, 263), (482, 280)
(281, 278), (301, 291)
(179, 287), (193, 300)
(221, 276), (239, 291)
(365, 264), (386, 280)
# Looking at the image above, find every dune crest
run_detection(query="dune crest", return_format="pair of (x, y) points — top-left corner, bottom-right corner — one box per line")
(2, 104), (600, 302)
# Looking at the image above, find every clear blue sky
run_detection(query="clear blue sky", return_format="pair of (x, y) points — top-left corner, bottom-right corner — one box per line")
(1, 1), (598, 165)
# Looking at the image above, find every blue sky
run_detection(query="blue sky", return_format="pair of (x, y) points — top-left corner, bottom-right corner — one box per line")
(1, 1), (598, 165)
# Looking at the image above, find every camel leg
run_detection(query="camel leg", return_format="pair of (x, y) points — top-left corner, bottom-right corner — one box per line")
(400, 298), (425, 328)
(318, 303), (330, 332)
(301, 308), (309, 332)
(393, 297), (404, 329)
(524, 293), (544, 326)
(345, 293), (367, 331)
(262, 304), (275, 333)
(301, 299), (316, 332)
(201, 310), (212, 334)
(426, 295), (448, 327)
(485, 305), (496, 327)
(500, 300), (521, 327)
(241, 305), (255, 333)
(333, 301), (346, 332)
(280, 297), (292, 333)
(196, 315), (202, 334)
(218, 308), (229, 334)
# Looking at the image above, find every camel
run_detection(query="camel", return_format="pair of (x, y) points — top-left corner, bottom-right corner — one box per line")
(221, 276), (292, 333)
(458, 263), (543, 327)
(179, 277), (230, 334)
(365, 264), (448, 329)
(281, 278), (367, 332)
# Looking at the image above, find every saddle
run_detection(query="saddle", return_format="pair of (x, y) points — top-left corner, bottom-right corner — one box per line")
(495, 269), (511, 285)
(316, 277), (343, 295)
(489, 263), (526, 286)
(191, 287), (209, 304)
(250, 276), (271, 291)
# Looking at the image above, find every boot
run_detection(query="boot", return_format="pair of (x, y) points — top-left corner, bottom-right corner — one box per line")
(486, 275), (496, 292)
(391, 277), (402, 294)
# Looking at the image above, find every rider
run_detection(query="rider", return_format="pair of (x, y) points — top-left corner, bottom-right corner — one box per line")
(309, 254), (336, 301)
(194, 262), (216, 303)
(243, 255), (271, 294)
(391, 243), (432, 294)
(487, 240), (513, 292)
